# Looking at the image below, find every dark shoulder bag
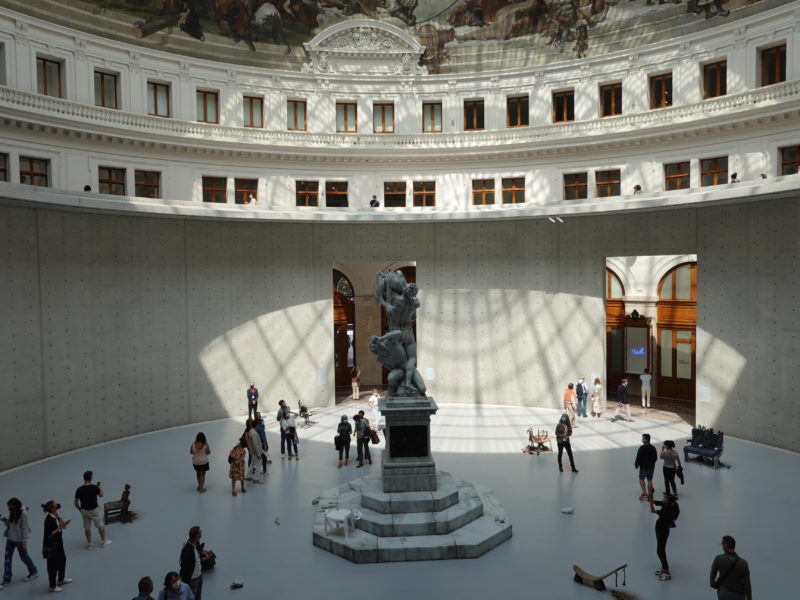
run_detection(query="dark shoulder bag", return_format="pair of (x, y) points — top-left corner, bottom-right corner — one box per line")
(712, 556), (739, 590)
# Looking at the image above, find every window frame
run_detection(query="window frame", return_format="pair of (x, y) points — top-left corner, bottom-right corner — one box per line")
(336, 101), (358, 133)
(552, 89), (575, 123)
(0, 153), (8, 182)
(134, 170), (161, 199)
(506, 95), (529, 128)
(202, 176), (227, 203)
(373, 103), (395, 134)
(325, 181), (349, 207)
(295, 180), (319, 207)
(19, 156), (49, 187)
(563, 172), (588, 200)
(36, 56), (62, 98)
(147, 81), (171, 117)
(234, 178), (258, 205)
(98, 166), (126, 195)
(649, 73), (673, 109)
(287, 99), (307, 131)
(702, 60), (727, 99)
(94, 70), (118, 109)
(196, 89), (219, 124)
(599, 82), (622, 117)
(595, 169), (621, 198)
(501, 177), (525, 204)
(779, 145), (800, 176)
(700, 156), (728, 186)
(760, 44), (786, 87)
(464, 99), (485, 131)
(664, 161), (690, 191)
(243, 95), (264, 128)
(383, 181), (406, 207)
(422, 102), (442, 133)
(471, 178), (495, 205)
(412, 181), (436, 207)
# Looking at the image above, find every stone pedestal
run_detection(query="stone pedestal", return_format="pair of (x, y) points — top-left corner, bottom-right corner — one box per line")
(380, 395), (438, 493)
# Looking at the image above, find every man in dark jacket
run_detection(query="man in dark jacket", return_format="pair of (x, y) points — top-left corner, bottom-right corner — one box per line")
(635, 433), (658, 500)
(710, 535), (752, 599)
(179, 526), (206, 600)
(247, 383), (259, 420)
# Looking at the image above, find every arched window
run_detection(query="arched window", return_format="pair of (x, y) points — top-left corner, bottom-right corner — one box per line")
(656, 262), (697, 402)
(658, 263), (696, 300)
(606, 268), (624, 299)
(333, 270), (354, 297)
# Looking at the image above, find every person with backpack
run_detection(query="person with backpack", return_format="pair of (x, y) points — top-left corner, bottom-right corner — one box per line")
(354, 413), (371, 468)
(649, 492), (680, 581)
(350, 366), (361, 400)
(575, 376), (589, 418)
(1, 497), (39, 588)
(710, 535), (752, 599)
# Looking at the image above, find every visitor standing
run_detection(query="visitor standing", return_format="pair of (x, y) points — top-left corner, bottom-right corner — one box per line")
(73, 471), (110, 549)
(563, 383), (578, 428)
(710, 535), (752, 599)
(614, 379), (633, 422)
(351, 366), (361, 400)
(636, 433), (658, 500)
(190, 433), (210, 493)
(41, 500), (71, 592)
(649, 492), (679, 581)
(337, 415), (352, 468)
(660, 440), (681, 497)
(254, 413), (270, 474)
(1, 498), (38, 588)
(246, 383), (259, 421)
(640, 369), (653, 408)
(354, 414), (372, 468)
(157, 572), (195, 600)
(133, 576), (155, 600)
(244, 420), (263, 483)
(228, 438), (247, 496)
(368, 389), (381, 430)
(276, 400), (290, 458)
(281, 409), (299, 460)
(575, 376), (588, 418)
(179, 526), (206, 600)
(555, 414), (578, 473)
(591, 377), (605, 418)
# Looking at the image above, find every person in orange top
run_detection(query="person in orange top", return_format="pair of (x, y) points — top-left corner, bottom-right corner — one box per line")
(563, 383), (578, 428)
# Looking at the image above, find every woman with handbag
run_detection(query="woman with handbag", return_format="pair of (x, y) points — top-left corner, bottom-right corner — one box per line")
(336, 415), (352, 468)
(190, 432), (211, 493)
(228, 437), (247, 496)
(591, 377), (605, 418)
(555, 414), (578, 473)
(41, 500), (71, 592)
(649, 492), (680, 581)
(660, 440), (681, 498)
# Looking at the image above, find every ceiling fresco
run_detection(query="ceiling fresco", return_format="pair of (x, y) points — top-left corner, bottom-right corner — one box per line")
(1, 0), (779, 73)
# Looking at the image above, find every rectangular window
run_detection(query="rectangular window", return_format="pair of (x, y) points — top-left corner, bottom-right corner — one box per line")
(664, 161), (690, 191)
(243, 96), (263, 128)
(700, 156), (728, 186)
(383, 181), (406, 207)
(373, 103), (394, 134)
(325, 181), (348, 207)
(0, 153), (7, 182)
(202, 176), (227, 203)
(94, 71), (118, 109)
(287, 99), (307, 131)
(336, 102), (357, 133)
(422, 102), (442, 133)
(779, 145), (800, 176)
(99, 166), (126, 195)
(464, 100), (484, 131)
(413, 181), (436, 207)
(196, 90), (219, 123)
(296, 180), (319, 206)
(234, 178), (258, 205)
(36, 57), (62, 98)
(501, 177), (525, 204)
(507, 96), (529, 128)
(563, 173), (587, 200)
(760, 44), (786, 87)
(19, 157), (49, 187)
(650, 73), (672, 109)
(703, 61), (727, 99)
(599, 83), (622, 117)
(134, 170), (161, 198)
(147, 81), (170, 117)
(472, 179), (494, 205)
(595, 169), (621, 198)
(552, 90), (574, 123)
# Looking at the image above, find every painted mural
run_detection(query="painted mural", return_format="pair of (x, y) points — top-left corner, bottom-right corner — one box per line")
(4, 0), (774, 72)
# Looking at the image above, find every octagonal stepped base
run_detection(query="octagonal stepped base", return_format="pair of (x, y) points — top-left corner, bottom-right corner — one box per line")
(312, 471), (512, 563)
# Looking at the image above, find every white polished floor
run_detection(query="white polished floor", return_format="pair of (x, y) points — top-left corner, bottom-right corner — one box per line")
(0, 402), (792, 599)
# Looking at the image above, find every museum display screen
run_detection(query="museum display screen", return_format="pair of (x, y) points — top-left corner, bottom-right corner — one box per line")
(625, 327), (648, 374)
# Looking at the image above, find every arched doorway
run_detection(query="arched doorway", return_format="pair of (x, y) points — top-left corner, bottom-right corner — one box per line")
(656, 262), (697, 401)
(333, 269), (355, 389)
(604, 268), (626, 393)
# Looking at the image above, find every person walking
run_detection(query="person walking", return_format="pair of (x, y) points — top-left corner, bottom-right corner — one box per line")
(281, 409), (299, 460)
(660, 440), (681, 497)
(73, 471), (110, 549)
(710, 535), (752, 599)
(563, 383), (578, 428)
(350, 366), (361, 400)
(636, 433), (658, 500)
(614, 378), (633, 422)
(575, 376), (589, 418)
(157, 572), (194, 600)
(41, 500), (72, 592)
(228, 437), (247, 496)
(190, 433), (210, 493)
(246, 382), (259, 421)
(336, 415), (352, 468)
(179, 526), (207, 600)
(1, 498), (38, 589)
(368, 389), (381, 430)
(244, 420), (263, 483)
(591, 377), (605, 418)
(649, 492), (680, 581)
(555, 413), (578, 473)
(354, 414), (372, 468)
(133, 576), (155, 600)
(640, 369), (653, 408)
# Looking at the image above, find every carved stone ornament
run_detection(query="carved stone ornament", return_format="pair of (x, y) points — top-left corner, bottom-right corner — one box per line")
(302, 19), (426, 76)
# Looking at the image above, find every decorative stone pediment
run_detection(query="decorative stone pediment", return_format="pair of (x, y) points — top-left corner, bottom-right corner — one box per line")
(302, 20), (426, 76)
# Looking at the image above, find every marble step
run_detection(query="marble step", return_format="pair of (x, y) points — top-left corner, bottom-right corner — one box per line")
(360, 472), (460, 514)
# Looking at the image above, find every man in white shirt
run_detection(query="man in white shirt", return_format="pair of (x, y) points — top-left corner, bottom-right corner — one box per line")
(640, 369), (653, 409)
